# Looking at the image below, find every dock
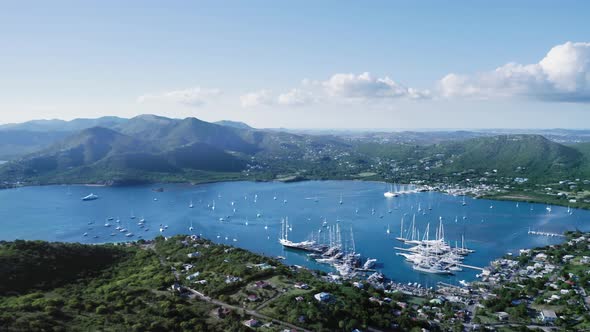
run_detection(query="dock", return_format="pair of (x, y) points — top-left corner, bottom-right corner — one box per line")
(527, 230), (565, 238)
(456, 263), (484, 271)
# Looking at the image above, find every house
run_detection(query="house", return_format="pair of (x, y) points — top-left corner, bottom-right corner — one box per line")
(247, 294), (259, 302)
(534, 253), (548, 261)
(187, 252), (200, 258)
(496, 312), (509, 321)
(186, 271), (201, 280)
(314, 292), (332, 302)
(244, 319), (260, 327)
(294, 282), (309, 289)
(254, 280), (270, 288)
(295, 296), (304, 302)
(539, 309), (557, 323)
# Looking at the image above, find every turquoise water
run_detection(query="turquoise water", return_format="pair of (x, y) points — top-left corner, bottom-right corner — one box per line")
(1, 180), (588, 286)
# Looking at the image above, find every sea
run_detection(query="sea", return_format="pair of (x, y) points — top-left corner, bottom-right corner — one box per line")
(1, 180), (587, 286)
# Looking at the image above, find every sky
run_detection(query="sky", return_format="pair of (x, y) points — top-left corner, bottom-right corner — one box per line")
(0, 1), (589, 129)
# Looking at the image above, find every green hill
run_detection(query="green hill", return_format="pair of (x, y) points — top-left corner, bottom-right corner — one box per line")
(442, 135), (583, 179)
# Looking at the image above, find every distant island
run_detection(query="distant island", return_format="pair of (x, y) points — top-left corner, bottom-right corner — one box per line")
(0, 114), (589, 210)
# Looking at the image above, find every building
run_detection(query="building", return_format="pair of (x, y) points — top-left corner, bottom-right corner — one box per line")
(539, 309), (557, 323)
(294, 282), (309, 289)
(244, 319), (260, 328)
(314, 292), (332, 302)
(496, 312), (509, 321)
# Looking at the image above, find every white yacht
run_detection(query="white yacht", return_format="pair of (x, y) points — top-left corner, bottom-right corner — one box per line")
(82, 193), (98, 201)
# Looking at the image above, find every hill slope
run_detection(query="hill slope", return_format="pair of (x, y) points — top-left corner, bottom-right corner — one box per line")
(442, 135), (583, 179)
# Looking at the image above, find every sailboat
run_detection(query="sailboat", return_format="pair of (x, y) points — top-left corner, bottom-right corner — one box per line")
(384, 184), (397, 198)
(462, 196), (467, 206)
(339, 193), (343, 205)
(189, 220), (194, 232)
(396, 215), (406, 241)
(386, 224), (390, 235)
(279, 217), (316, 251)
(189, 199), (194, 208)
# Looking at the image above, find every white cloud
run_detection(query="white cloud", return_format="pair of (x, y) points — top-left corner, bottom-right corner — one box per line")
(439, 41), (590, 102)
(239, 90), (274, 107)
(322, 72), (430, 100)
(137, 87), (221, 107)
(277, 88), (315, 106)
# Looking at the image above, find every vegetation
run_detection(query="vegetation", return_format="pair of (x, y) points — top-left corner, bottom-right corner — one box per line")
(0, 236), (435, 331)
(2, 115), (590, 210)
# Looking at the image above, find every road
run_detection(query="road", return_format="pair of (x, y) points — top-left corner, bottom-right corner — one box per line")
(186, 287), (313, 332)
(151, 246), (312, 332)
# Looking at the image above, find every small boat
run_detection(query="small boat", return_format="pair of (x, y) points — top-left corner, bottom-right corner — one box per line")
(104, 222), (111, 227)
(384, 184), (397, 198)
(125, 233), (133, 237)
(83, 232), (88, 237)
(81, 193), (98, 201)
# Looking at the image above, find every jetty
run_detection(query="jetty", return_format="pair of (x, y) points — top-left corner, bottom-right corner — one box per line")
(527, 229), (565, 238)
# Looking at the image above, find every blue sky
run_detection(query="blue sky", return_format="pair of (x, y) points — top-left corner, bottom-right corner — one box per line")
(1, 1), (589, 128)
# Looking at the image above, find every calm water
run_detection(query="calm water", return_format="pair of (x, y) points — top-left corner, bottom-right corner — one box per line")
(1, 180), (588, 286)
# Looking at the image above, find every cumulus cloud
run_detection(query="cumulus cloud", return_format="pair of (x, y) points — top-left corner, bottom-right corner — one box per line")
(239, 90), (274, 107)
(439, 41), (590, 102)
(137, 87), (221, 107)
(322, 72), (431, 100)
(277, 88), (315, 106)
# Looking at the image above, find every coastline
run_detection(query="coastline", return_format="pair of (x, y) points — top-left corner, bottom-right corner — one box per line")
(2, 175), (589, 210)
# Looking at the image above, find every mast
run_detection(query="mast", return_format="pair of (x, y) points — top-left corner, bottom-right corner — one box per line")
(400, 215), (404, 238)
(350, 226), (356, 254)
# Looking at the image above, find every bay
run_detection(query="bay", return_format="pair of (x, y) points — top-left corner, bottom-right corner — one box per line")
(1, 180), (587, 286)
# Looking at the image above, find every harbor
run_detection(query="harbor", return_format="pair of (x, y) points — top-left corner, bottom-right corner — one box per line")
(0, 180), (587, 286)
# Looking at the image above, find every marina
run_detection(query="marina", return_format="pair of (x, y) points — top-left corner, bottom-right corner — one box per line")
(1, 180), (588, 286)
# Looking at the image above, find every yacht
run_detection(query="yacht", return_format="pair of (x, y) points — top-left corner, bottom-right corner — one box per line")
(384, 184), (397, 198)
(81, 193), (99, 201)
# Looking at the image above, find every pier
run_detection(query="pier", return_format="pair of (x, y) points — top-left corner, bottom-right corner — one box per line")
(527, 230), (565, 238)
(455, 263), (484, 272)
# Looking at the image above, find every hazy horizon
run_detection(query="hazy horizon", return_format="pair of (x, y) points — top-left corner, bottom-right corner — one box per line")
(1, 1), (589, 128)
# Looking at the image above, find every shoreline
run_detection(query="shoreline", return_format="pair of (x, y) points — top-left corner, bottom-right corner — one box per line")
(2, 176), (588, 210)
